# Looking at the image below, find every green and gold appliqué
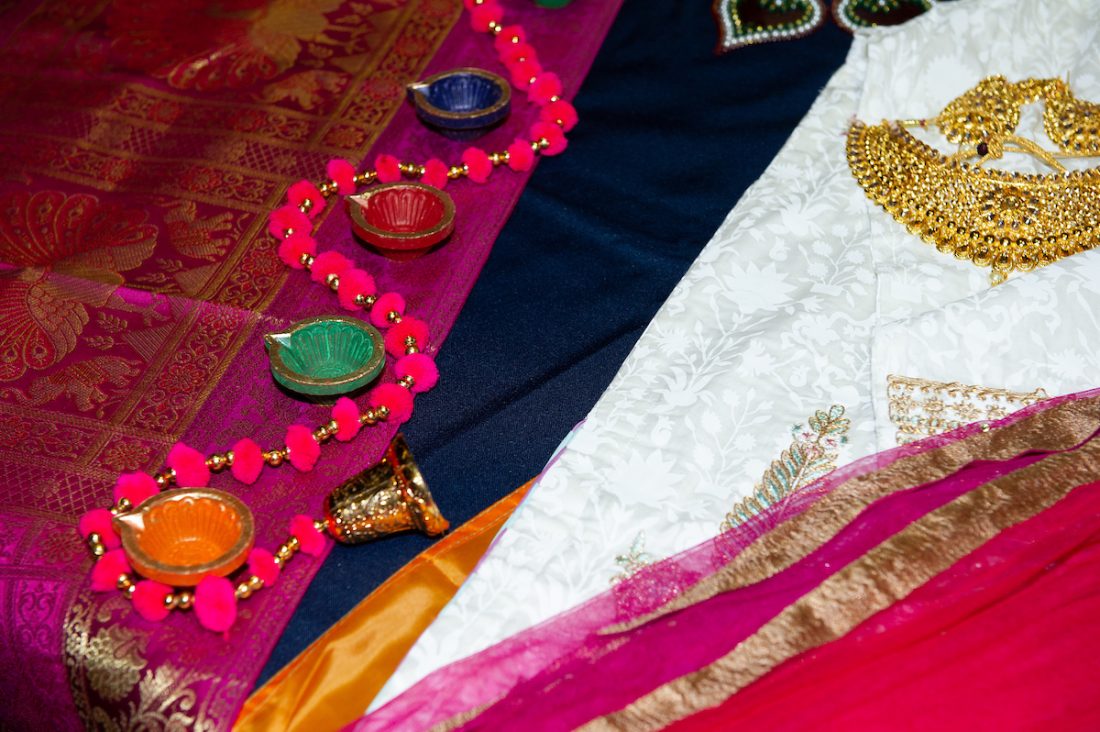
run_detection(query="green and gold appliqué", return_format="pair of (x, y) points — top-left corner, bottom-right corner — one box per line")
(721, 405), (850, 531)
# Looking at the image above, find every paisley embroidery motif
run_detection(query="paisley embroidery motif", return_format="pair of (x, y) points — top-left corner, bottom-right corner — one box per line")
(831, 0), (931, 33)
(712, 0), (826, 54)
(721, 405), (849, 530)
(887, 375), (1048, 445)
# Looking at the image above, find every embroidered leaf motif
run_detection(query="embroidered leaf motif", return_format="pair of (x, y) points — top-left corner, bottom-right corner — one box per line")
(722, 404), (849, 531)
(611, 531), (654, 584)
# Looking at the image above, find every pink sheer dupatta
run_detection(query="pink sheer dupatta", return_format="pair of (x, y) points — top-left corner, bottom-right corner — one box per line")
(353, 388), (1100, 731)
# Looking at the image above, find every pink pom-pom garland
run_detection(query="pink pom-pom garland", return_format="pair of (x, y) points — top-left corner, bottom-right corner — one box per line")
(337, 268), (376, 311)
(374, 153), (402, 183)
(78, 508), (121, 548)
(248, 548), (280, 586)
(133, 581), (173, 622)
(285, 424), (321, 472)
(82, 0), (571, 632)
(112, 472), (159, 508)
(370, 383), (415, 424)
(370, 292), (406, 328)
(332, 397), (361, 442)
(396, 353), (440, 394)
(309, 250), (353, 284)
(91, 549), (130, 592)
(231, 438), (264, 485)
(194, 575), (238, 633)
(290, 514), (328, 556)
(167, 442), (210, 487)
(327, 158), (357, 194)
(287, 180), (326, 219)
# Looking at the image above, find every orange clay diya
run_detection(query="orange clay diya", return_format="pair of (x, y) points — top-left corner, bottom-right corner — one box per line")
(113, 489), (254, 587)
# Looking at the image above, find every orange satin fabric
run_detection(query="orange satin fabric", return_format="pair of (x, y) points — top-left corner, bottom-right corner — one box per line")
(234, 480), (533, 732)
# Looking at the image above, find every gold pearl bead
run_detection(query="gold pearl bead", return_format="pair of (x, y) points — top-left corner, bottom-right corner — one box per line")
(91, 542), (106, 558)
(397, 375), (415, 390)
(163, 593), (178, 610)
(235, 582), (252, 600)
(286, 535), (301, 552)
(248, 575), (265, 591)
(177, 591), (193, 610)
(313, 518), (327, 534)
(114, 497), (133, 514)
(386, 310), (401, 324)
(124, 584), (136, 600)
(116, 574), (133, 591)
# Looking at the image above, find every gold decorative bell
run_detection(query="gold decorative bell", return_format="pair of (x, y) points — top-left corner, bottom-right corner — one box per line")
(323, 434), (449, 544)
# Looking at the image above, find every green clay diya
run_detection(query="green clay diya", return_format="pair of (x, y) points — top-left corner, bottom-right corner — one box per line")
(265, 315), (385, 397)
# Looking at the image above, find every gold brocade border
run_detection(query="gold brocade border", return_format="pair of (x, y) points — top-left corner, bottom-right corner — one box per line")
(583, 425), (1100, 730)
(609, 394), (1100, 633)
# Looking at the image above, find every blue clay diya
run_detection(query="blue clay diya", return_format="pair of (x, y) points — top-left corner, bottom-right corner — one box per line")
(407, 67), (510, 132)
(265, 315), (384, 397)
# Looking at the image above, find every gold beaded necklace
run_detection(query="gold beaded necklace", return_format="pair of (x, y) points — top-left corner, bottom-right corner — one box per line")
(847, 76), (1100, 284)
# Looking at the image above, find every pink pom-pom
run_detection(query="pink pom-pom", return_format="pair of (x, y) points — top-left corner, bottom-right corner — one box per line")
(285, 424), (320, 472)
(337, 268), (376, 311)
(395, 353), (439, 393)
(500, 42), (537, 68)
(167, 442), (210, 487)
(370, 383), (415, 423)
(507, 58), (542, 87)
(268, 205), (310, 239)
(194, 575), (237, 633)
(287, 180), (325, 219)
(370, 292), (406, 328)
(375, 153), (401, 183)
(332, 397), (361, 442)
(384, 316), (430, 357)
(248, 548), (281, 586)
(540, 99), (579, 132)
(112, 471), (159, 507)
(530, 121), (567, 156)
(278, 232), (317, 269)
(493, 24), (526, 54)
(310, 250), (353, 284)
(421, 158), (449, 189)
(528, 72), (563, 105)
(78, 508), (121, 549)
(91, 549), (130, 592)
(230, 438), (264, 484)
(290, 514), (327, 556)
(507, 139), (536, 172)
(469, 2), (503, 32)
(327, 158), (357, 195)
(461, 147), (493, 184)
(133, 581), (173, 622)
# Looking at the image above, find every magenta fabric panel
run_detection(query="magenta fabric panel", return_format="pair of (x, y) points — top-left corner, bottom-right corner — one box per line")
(0, 1), (622, 728)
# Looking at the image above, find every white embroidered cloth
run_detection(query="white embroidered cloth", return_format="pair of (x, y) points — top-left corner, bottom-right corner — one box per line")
(374, 0), (1100, 708)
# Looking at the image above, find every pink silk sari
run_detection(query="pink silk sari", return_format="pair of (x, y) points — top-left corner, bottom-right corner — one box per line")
(672, 478), (1100, 731)
(353, 388), (1100, 730)
(0, 1), (622, 728)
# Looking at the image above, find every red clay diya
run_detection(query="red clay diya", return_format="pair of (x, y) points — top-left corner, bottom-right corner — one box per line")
(347, 182), (455, 260)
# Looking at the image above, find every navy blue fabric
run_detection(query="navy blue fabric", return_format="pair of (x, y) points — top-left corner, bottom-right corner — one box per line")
(262, 1), (853, 683)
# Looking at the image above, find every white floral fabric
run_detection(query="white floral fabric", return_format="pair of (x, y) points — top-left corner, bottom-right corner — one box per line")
(374, 0), (1100, 708)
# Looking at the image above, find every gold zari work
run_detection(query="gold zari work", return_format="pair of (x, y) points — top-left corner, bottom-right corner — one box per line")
(847, 76), (1100, 284)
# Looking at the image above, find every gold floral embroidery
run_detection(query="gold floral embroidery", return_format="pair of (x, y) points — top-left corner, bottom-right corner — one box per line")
(887, 374), (1048, 445)
(611, 532), (654, 584)
(64, 592), (218, 730)
(721, 405), (850, 531)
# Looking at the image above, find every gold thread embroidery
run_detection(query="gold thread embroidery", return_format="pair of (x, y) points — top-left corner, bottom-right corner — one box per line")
(721, 405), (850, 531)
(611, 532), (654, 584)
(887, 375), (1048, 445)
